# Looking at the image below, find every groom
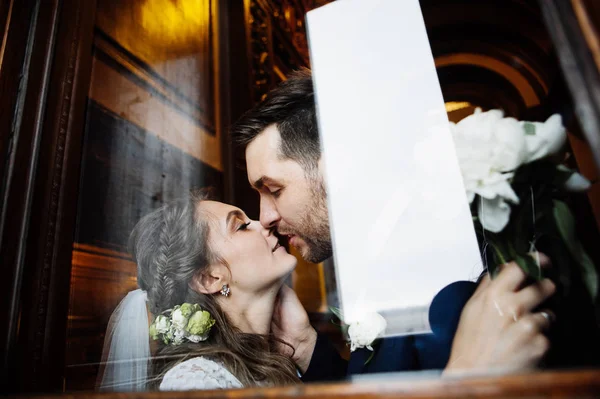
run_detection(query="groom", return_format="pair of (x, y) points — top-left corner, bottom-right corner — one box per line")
(233, 69), (556, 380)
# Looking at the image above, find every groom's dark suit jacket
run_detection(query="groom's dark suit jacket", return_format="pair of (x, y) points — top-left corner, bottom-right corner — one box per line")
(301, 281), (477, 381)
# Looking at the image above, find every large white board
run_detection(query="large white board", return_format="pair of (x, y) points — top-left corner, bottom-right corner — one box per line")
(307, 0), (482, 336)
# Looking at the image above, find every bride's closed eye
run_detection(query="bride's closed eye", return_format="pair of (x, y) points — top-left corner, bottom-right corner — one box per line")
(237, 222), (251, 231)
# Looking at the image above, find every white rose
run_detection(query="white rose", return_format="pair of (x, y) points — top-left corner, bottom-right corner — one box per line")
(452, 109), (521, 232)
(171, 308), (189, 330)
(347, 313), (387, 352)
(154, 315), (170, 334)
(186, 334), (209, 343)
(563, 172), (591, 192)
(522, 114), (566, 163)
(452, 109), (566, 233)
(171, 327), (185, 345)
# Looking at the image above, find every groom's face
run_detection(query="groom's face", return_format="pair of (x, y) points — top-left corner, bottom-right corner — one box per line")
(245, 125), (332, 263)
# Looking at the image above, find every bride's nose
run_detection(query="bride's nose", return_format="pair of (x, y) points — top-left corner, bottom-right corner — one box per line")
(260, 223), (273, 237)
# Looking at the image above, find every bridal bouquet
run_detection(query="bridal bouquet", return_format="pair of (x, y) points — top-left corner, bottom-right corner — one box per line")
(451, 109), (598, 302)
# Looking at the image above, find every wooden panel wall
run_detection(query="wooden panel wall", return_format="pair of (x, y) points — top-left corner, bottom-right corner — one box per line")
(64, 0), (223, 390)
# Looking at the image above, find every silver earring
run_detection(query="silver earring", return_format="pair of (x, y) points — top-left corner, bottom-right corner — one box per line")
(220, 284), (230, 297)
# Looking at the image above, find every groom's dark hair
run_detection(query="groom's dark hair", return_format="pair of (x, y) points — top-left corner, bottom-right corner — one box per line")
(233, 68), (321, 172)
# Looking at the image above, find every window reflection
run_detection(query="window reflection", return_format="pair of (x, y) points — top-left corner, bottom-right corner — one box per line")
(66, 0), (221, 390)
(65, 0), (339, 391)
(60, 0), (600, 393)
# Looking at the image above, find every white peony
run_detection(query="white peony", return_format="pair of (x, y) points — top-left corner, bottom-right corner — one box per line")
(347, 313), (387, 352)
(523, 114), (567, 162)
(154, 315), (170, 334)
(557, 165), (592, 192)
(171, 308), (189, 330)
(564, 172), (591, 192)
(452, 109), (566, 233)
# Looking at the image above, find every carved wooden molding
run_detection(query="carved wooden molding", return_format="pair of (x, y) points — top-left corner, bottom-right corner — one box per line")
(246, 0), (275, 104)
(0, 0), (98, 392)
(244, 0), (335, 104)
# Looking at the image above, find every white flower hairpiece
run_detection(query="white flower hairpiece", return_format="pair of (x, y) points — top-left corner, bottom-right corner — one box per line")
(149, 303), (216, 345)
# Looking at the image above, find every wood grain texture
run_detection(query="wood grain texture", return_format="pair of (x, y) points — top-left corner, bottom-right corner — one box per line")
(0, 0), (43, 387)
(27, 369), (600, 398)
(94, 0), (216, 133)
(5, 0), (98, 392)
(573, 0), (600, 72)
(539, 0), (600, 176)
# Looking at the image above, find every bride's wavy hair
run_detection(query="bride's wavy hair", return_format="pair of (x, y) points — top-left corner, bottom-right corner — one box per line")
(130, 190), (300, 387)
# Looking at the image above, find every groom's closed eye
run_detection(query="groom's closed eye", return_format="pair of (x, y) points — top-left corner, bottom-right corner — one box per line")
(253, 175), (281, 190)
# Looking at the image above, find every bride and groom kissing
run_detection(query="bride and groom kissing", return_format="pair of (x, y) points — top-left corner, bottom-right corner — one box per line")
(98, 70), (556, 391)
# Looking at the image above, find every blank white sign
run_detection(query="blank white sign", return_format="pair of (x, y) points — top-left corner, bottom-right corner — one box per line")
(307, 0), (482, 336)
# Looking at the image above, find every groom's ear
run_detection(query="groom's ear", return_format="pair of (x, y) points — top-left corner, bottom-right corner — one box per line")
(190, 265), (228, 295)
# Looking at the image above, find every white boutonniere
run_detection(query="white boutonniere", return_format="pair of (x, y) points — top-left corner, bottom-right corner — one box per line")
(330, 307), (387, 353)
(347, 312), (387, 352)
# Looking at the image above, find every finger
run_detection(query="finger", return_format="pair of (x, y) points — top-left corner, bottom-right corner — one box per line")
(527, 252), (552, 269)
(536, 309), (556, 327)
(278, 284), (295, 300)
(515, 310), (554, 335)
(494, 262), (528, 292)
(280, 284), (292, 294)
(509, 279), (556, 318)
(473, 273), (492, 296)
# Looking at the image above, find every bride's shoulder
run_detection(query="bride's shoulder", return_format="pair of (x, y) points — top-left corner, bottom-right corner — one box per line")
(159, 356), (243, 391)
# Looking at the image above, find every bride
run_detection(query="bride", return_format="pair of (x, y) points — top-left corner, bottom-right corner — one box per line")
(98, 190), (301, 391)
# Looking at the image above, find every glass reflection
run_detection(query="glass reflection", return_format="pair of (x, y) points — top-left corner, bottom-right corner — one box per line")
(65, 0), (338, 391)
(66, 0), (221, 390)
(62, 0), (600, 394)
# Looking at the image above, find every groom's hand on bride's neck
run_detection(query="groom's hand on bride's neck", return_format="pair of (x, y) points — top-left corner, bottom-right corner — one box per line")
(445, 255), (556, 375)
(271, 285), (317, 373)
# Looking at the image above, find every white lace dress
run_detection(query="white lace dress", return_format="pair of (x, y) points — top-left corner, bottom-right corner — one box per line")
(159, 357), (243, 391)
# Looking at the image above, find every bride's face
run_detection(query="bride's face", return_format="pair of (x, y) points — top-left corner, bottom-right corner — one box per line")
(199, 201), (297, 295)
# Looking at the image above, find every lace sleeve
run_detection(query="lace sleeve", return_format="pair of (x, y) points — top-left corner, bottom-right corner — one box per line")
(159, 357), (243, 391)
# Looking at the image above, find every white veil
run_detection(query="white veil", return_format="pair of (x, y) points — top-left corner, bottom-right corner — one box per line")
(97, 289), (151, 391)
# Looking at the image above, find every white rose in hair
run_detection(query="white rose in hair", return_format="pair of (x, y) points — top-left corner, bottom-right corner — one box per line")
(171, 308), (189, 330)
(347, 313), (387, 352)
(154, 315), (170, 334)
(187, 334), (209, 343)
(172, 328), (185, 345)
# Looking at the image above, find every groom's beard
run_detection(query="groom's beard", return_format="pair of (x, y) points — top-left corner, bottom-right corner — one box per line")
(292, 179), (332, 264)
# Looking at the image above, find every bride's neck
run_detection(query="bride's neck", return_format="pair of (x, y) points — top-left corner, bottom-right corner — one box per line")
(219, 287), (279, 335)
